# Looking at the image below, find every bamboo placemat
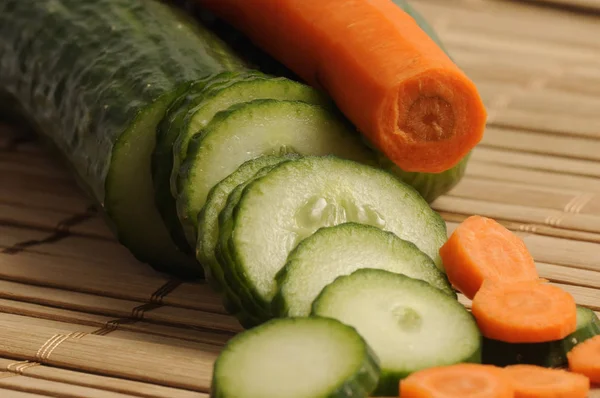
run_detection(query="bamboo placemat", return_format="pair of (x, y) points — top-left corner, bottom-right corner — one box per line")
(1, 0), (600, 396)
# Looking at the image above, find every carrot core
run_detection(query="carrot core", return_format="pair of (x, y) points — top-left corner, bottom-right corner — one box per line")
(402, 96), (455, 142)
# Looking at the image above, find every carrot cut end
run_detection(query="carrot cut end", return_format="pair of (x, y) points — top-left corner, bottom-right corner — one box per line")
(378, 69), (487, 173)
(472, 280), (577, 343)
(439, 215), (539, 300)
(399, 363), (514, 398)
(503, 365), (590, 398)
(568, 335), (600, 384)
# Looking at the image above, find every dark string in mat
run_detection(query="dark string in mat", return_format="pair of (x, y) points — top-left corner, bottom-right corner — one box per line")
(1, 205), (98, 254)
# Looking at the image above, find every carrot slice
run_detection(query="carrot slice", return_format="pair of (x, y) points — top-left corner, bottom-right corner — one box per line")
(503, 364), (590, 398)
(399, 363), (514, 398)
(568, 335), (600, 383)
(197, 0), (487, 173)
(471, 280), (577, 343)
(439, 215), (539, 299)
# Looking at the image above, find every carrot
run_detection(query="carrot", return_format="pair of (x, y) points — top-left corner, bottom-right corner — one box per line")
(196, 0), (487, 173)
(568, 335), (600, 384)
(503, 364), (590, 398)
(399, 363), (514, 398)
(439, 215), (539, 299)
(471, 280), (577, 343)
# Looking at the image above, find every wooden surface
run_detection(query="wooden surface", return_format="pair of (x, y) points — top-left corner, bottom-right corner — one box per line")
(1, 0), (600, 396)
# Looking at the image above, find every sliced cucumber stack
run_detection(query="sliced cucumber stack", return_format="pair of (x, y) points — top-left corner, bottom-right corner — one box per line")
(215, 163), (288, 321)
(312, 268), (481, 396)
(177, 100), (376, 245)
(210, 317), (380, 398)
(273, 223), (455, 317)
(221, 156), (447, 319)
(482, 305), (600, 368)
(197, 155), (295, 288)
(152, 77), (215, 256)
(171, 76), (331, 198)
(154, 70), (273, 254)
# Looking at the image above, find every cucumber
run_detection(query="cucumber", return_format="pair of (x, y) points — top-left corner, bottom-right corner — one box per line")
(215, 162), (293, 321)
(0, 0), (244, 276)
(482, 305), (600, 368)
(273, 223), (455, 317)
(177, 99), (376, 245)
(312, 268), (481, 396)
(224, 156), (448, 318)
(210, 317), (380, 398)
(172, 78), (332, 246)
(198, 155), (294, 289)
(153, 71), (265, 254)
(152, 77), (215, 257)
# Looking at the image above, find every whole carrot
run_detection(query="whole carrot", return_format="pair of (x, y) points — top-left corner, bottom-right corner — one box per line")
(196, 0), (487, 173)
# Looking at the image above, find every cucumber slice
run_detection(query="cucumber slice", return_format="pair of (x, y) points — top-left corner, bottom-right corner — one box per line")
(177, 99), (376, 245)
(482, 305), (600, 368)
(152, 77), (213, 257)
(225, 156), (448, 314)
(215, 162), (292, 321)
(273, 223), (455, 317)
(171, 76), (330, 198)
(312, 268), (481, 396)
(210, 317), (380, 398)
(153, 71), (268, 254)
(169, 71), (274, 197)
(198, 155), (293, 288)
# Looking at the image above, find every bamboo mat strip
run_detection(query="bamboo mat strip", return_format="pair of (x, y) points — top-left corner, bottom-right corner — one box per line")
(465, 162), (600, 193)
(433, 196), (600, 237)
(0, 252), (223, 313)
(469, 147), (600, 178)
(447, 180), (600, 217)
(0, 279), (240, 333)
(0, 375), (140, 398)
(0, 388), (52, 398)
(0, 299), (232, 347)
(525, 0), (600, 11)
(417, 0), (600, 50)
(0, 358), (206, 398)
(0, 313), (217, 392)
(480, 127), (600, 161)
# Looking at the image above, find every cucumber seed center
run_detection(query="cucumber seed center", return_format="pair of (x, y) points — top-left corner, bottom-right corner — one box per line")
(391, 305), (422, 332)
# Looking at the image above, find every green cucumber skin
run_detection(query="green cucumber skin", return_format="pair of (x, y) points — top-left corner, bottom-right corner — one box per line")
(0, 0), (243, 274)
(482, 306), (600, 368)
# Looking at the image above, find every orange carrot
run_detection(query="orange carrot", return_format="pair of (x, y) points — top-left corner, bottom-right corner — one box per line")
(503, 364), (590, 398)
(399, 363), (514, 398)
(471, 280), (577, 343)
(439, 215), (539, 299)
(568, 335), (600, 384)
(197, 0), (487, 173)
